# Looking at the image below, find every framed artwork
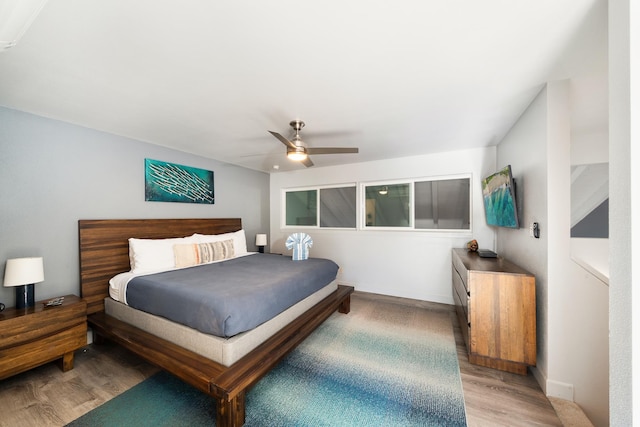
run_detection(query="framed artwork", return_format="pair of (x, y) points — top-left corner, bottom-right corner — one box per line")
(145, 158), (214, 204)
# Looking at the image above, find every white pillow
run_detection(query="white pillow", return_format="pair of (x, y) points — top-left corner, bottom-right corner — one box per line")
(193, 229), (248, 255)
(129, 235), (199, 273)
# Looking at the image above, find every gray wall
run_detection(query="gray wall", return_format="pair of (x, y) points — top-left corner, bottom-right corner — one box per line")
(0, 107), (269, 306)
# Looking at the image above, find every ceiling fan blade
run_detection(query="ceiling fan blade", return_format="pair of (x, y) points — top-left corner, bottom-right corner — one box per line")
(268, 131), (296, 149)
(301, 130), (358, 139)
(306, 147), (359, 155)
(302, 157), (314, 167)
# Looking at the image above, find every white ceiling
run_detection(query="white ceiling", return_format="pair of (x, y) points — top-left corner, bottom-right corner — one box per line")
(0, 0), (603, 173)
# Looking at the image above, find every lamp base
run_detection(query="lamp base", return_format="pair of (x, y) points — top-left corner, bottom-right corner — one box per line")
(258, 246), (265, 253)
(15, 284), (35, 309)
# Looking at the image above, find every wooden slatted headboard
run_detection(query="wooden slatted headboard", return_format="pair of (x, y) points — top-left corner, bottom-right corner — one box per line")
(78, 218), (242, 315)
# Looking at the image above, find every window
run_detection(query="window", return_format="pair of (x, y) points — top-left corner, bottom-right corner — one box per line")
(362, 175), (471, 231)
(414, 178), (470, 229)
(285, 189), (317, 226)
(320, 187), (357, 228)
(284, 185), (357, 228)
(283, 176), (470, 232)
(364, 183), (411, 227)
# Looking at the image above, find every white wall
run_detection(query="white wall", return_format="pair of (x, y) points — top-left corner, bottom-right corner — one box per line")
(495, 85), (550, 385)
(568, 0), (610, 289)
(608, 1), (637, 425)
(269, 147), (496, 303)
(495, 1), (612, 423)
(0, 107), (270, 305)
(497, 81), (609, 426)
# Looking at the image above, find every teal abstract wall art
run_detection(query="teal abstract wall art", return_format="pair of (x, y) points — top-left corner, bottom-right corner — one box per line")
(145, 159), (214, 204)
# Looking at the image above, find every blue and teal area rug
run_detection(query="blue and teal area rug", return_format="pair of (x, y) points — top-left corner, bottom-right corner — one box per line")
(68, 298), (467, 426)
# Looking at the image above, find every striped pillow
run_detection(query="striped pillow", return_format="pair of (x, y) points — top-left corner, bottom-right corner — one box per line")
(173, 239), (235, 268)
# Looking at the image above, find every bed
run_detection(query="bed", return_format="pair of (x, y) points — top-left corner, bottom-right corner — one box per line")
(79, 218), (354, 427)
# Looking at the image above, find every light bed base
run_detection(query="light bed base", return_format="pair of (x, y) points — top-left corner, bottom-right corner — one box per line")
(89, 285), (352, 426)
(78, 218), (353, 427)
(104, 282), (338, 367)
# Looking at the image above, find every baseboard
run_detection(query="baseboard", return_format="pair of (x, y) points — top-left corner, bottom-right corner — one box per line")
(531, 366), (546, 392)
(546, 379), (575, 401)
(349, 285), (454, 305)
(529, 366), (575, 401)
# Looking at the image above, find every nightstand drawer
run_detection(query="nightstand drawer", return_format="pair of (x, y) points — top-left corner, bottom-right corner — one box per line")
(0, 301), (86, 348)
(0, 294), (87, 380)
(0, 323), (87, 379)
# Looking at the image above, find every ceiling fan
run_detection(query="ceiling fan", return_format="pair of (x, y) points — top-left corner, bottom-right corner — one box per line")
(268, 120), (359, 167)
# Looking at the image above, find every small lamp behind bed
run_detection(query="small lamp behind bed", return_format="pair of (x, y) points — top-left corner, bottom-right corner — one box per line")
(255, 234), (267, 253)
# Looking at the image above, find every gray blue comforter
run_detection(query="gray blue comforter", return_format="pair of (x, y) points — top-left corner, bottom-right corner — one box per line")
(126, 253), (339, 338)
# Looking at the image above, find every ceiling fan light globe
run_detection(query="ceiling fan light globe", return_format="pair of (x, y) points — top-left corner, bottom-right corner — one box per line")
(287, 151), (308, 161)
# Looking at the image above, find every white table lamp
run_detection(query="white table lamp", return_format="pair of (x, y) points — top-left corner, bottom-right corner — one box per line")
(3, 257), (44, 308)
(255, 234), (267, 253)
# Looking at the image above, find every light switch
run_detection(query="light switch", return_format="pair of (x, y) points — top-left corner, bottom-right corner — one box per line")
(529, 222), (540, 238)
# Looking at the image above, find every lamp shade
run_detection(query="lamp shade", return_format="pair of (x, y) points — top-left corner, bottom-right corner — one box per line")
(255, 234), (267, 246)
(3, 257), (44, 287)
(0, 0), (49, 50)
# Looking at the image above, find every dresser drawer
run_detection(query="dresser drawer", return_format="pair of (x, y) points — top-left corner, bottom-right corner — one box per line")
(452, 266), (469, 321)
(451, 252), (468, 292)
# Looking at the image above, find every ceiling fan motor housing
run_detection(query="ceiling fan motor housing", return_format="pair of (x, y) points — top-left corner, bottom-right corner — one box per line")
(290, 120), (305, 132)
(287, 145), (307, 156)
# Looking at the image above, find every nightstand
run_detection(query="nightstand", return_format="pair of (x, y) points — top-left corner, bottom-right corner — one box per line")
(0, 294), (87, 380)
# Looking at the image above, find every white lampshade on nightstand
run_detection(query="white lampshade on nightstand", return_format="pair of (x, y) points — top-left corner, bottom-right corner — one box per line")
(255, 234), (267, 253)
(3, 257), (44, 309)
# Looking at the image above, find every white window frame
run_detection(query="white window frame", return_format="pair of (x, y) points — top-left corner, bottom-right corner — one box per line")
(281, 174), (472, 234)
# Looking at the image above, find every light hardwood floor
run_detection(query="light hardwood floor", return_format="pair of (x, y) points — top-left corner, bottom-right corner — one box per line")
(356, 292), (564, 427)
(0, 292), (565, 426)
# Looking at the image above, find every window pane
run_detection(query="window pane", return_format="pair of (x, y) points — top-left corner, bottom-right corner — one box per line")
(286, 190), (317, 226)
(365, 184), (410, 227)
(320, 187), (356, 228)
(415, 178), (470, 229)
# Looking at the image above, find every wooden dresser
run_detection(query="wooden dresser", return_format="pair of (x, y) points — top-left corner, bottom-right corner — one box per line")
(452, 248), (536, 375)
(0, 295), (87, 380)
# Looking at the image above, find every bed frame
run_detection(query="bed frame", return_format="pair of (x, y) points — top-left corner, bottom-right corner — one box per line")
(79, 218), (353, 427)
